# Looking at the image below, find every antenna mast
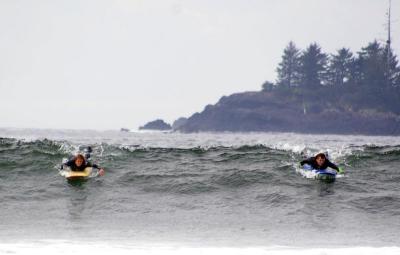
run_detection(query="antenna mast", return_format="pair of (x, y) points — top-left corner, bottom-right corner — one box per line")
(387, 0), (392, 86)
(387, 0), (391, 50)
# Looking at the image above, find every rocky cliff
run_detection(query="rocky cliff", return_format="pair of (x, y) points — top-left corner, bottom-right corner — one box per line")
(176, 91), (400, 135)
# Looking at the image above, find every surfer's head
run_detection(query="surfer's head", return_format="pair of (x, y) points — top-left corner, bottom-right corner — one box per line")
(315, 153), (326, 166)
(75, 154), (85, 167)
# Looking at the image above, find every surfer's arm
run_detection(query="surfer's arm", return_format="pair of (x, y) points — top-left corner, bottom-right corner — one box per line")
(60, 159), (73, 170)
(300, 158), (313, 166)
(327, 160), (339, 171)
(86, 162), (105, 176)
(63, 160), (74, 167)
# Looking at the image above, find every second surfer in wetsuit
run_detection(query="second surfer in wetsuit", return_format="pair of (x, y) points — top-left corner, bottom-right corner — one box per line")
(63, 154), (105, 176)
(300, 153), (343, 173)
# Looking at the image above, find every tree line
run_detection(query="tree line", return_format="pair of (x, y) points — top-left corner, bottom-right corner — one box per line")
(262, 41), (400, 113)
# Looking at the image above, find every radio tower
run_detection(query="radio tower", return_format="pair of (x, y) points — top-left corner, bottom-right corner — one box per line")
(386, 0), (392, 86)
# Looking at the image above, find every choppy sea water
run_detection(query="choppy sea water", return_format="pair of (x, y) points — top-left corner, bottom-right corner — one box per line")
(1, 128), (399, 254)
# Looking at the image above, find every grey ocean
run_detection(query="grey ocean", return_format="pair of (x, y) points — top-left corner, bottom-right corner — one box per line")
(1, 129), (400, 253)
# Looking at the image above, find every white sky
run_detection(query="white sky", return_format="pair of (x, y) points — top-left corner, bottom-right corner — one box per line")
(0, 0), (399, 130)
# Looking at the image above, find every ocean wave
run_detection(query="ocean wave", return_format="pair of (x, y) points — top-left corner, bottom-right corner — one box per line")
(2, 137), (400, 167)
(350, 195), (400, 216)
(1, 134), (400, 246)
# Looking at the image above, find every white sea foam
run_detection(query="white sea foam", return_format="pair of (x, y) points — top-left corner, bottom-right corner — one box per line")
(2, 128), (400, 150)
(0, 241), (399, 255)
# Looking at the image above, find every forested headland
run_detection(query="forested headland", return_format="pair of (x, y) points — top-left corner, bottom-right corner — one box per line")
(262, 41), (400, 115)
(175, 40), (400, 135)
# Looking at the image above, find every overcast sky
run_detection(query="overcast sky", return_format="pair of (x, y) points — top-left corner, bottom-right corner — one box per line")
(0, 0), (399, 130)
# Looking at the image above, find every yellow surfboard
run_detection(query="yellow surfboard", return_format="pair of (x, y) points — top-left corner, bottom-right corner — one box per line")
(60, 167), (93, 180)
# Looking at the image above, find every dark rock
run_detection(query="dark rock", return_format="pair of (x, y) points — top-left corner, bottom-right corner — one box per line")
(139, 119), (172, 131)
(172, 117), (188, 130)
(176, 91), (400, 135)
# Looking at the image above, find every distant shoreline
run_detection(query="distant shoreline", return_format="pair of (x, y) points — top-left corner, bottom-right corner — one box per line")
(171, 40), (400, 135)
(2, 127), (400, 137)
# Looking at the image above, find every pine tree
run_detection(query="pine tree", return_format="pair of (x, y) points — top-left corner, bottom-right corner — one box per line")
(298, 43), (328, 89)
(262, 81), (274, 92)
(382, 45), (400, 88)
(327, 48), (354, 86)
(276, 41), (301, 88)
(357, 40), (386, 89)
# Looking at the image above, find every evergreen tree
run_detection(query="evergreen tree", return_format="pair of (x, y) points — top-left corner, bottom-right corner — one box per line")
(352, 41), (400, 109)
(276, 41), (301, 88)
(327, 48), (354, 86)
(348, 54), (364, 87)
(382, 45), (400, 88)
(357, 41), (386, 89)
(298, 43), (328, 89)
(262, 81), (274, 92)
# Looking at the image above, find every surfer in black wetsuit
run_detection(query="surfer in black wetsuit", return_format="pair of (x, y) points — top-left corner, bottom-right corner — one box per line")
(62, 154), (105, 176)
(300, 153), (343, 173)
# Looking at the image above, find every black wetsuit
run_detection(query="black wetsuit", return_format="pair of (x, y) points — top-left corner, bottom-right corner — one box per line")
(300, 157), (339, 171)
(63, 157), (99, 172)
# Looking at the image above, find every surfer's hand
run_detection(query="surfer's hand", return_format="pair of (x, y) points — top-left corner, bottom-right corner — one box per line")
(98, 168), (105, 176)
